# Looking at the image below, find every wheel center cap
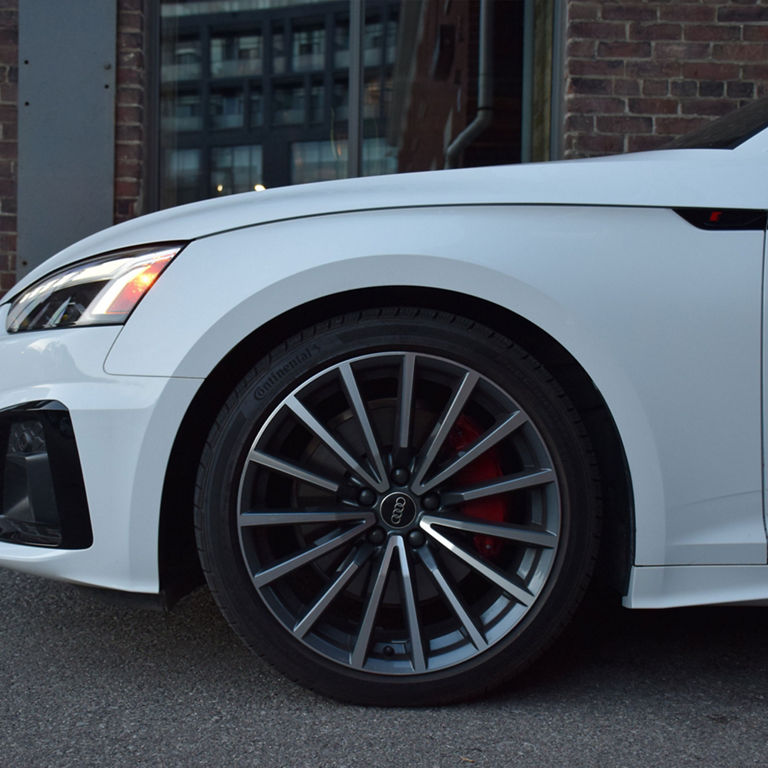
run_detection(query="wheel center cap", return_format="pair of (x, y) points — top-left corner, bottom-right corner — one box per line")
(379, 491), (417, 528)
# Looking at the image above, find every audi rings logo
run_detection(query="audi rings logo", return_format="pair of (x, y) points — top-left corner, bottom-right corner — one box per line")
(380, 492), (417, 528)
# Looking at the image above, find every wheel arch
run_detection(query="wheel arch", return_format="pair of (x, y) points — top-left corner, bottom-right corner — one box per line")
(157, 286), (634, 604)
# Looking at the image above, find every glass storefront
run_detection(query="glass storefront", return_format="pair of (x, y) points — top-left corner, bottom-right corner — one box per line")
(159, 0), (543, 208)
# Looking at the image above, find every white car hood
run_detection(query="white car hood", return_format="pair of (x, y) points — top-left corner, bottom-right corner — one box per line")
(5, 148), (764, 301)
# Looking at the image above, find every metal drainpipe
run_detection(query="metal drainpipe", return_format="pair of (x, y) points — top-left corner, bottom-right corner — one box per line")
(444, 0), (495, 169)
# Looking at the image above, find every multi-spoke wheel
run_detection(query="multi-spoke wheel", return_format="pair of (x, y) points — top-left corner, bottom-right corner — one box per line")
(195, 309), (600, 705)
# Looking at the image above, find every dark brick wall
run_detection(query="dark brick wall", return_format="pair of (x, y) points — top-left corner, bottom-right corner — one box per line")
(0, 2), (16, 297)
(115, 0), (146, 224)
(564, 1), (768, 158)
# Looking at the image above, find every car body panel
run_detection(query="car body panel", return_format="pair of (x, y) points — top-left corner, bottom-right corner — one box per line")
(1, 146), (767, 604)
(6, 148), (768, 304)
(104, 203), (762, 569)
(0, 306), (200, 590)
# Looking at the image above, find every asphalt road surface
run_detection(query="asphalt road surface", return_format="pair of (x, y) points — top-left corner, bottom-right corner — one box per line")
(1, 567), (767, 768)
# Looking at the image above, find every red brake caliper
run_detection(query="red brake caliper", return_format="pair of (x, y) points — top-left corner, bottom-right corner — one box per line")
(446, 415), (505, 559)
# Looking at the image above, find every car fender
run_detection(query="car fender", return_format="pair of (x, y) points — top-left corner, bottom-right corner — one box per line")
(105, 203), (766, 569)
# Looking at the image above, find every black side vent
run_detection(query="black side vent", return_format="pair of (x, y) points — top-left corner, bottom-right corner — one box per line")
(674, 208), (767, 231)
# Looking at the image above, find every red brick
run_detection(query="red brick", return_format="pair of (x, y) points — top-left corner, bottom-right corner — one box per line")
(714, 42), (768, 61)
(119, 11), (144, 32)
(117, 103), (143, 122)
(565, 114), (594, 133)
(741, 63), (768, 80)
(115, 180), (139, 198)
(567, 39), (596, 57)
(596, 115), (653, 134)
(614, 78), (641, 96)
(653, 41), (711, 60)
(727, 81), (755, 98)
(568, 21), (627, 40)
(643, 79), (670, 96)
(626, 59), (682, 78)
(0, 82), (16, 102)
(116, 124), (141, 142)
(682, 98), (739, 117)
(656, 116), (710, 134)
(629, 97), (678, 115)
(683, 24), (740, 42)
(570, 133), (625, 157)
(119, 50), (144, 69)
(570, 77), (612, 95)
(568, 2), (600, 21)
(116, 68), (141, 86)
(718, 6), (768, 22)
(602, 4), (657, 22)
(699, 80), (724, 97)
(566, 95), (626, 114)
(598, 41), (652, 58)
(630, 22), (681, 41)
(682, 61), (739, 79)
(118, 31), (142, 49)
(660, 5), (715, 22)
(744, 26), (768, 42)
(569, 58), (624, 76)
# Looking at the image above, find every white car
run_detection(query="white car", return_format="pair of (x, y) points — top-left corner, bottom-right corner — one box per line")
(2, 101), (768, 705)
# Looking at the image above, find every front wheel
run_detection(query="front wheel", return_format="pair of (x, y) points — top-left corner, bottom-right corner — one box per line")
(195, 309), (601, 705)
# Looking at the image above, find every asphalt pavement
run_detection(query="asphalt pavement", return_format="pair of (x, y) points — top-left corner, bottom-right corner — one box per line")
(1, 567), (767, 767)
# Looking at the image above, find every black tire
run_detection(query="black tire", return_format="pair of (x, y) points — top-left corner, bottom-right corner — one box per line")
(194, 308), (600, 705)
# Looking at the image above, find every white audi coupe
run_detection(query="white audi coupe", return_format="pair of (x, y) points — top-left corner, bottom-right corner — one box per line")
(1, 101), (768, 705)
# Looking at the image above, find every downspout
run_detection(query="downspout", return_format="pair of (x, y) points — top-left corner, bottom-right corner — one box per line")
(444, 0), (494, 169)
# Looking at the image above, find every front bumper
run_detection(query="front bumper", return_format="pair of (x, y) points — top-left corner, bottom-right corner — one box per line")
(0, 304), (202, 592)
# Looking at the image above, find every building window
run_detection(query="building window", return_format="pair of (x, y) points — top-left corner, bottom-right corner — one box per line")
(211, 145), (264, 195)
(273, 84), (305, 125)
(211, 32), (263, 78)
(163, 148), (201, 207)
(292, 139), (348, 184)
(292, 22), (325, 71)
(158, 0), (548, 208)
(210, 88), (245, 130)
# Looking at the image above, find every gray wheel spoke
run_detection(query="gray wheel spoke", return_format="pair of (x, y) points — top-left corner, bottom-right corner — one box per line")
(441, 467), (555, 504)
(420, 521), (535, 606)
(394, 537), (426, 672)
(294, 544), (374, 638)
(248, 450), (340, 493)
(411, 370), (479, 489)
(417, 544), (487, 651)
(251, 519), (373, 588)
(420, 512), (556, 549)
(395, 352), (416, 454)
(416, 410), (528, 494)
(338, 362), (388, 490)
(351, 536), (397, 668)
(285, 396), (385, 491)
(240, 509), (375, 528)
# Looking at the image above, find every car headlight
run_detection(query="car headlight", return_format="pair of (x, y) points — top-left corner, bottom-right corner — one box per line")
(5, 244), (185, 333)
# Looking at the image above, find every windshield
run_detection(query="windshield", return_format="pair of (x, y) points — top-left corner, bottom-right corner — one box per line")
(663, 97), (768, 149)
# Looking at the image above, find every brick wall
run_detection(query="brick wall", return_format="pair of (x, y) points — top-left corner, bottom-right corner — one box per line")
(115, 0), (146, 224)
(0, 1), (16, 297)
(564, 1), (768, 158)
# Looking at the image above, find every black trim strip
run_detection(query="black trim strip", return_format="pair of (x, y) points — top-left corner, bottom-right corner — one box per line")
(674, 207), (767, 231)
